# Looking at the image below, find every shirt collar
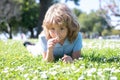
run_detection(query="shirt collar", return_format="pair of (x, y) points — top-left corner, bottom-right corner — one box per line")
(55, 38), (70, 47)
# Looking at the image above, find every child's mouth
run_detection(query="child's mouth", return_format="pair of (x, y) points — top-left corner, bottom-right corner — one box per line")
(55, 37), (60, 42)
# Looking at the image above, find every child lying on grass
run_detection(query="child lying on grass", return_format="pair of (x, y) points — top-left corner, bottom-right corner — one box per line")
(24, 3), (83, 63)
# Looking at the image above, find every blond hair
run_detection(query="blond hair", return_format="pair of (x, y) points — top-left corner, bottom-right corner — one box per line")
(42, 3), (80, 42)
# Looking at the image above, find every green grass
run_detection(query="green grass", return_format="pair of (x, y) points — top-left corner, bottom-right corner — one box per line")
(0, 39), (120, 80)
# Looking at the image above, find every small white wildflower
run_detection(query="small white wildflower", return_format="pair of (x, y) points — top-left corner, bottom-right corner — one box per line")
(10, 68), (14, 71)
(16, 66), (24, 71)
(32, 76), (38, 80)
(11, 61), (16, 65)
(71, 65), (76, 70)
(78, 75), (84, 80)
(49, 71), (57, 75)
(110, 76), (117, 80)
(112, 69), (120, 73)
(3, 69), (8, 73)
(26, 78), (30, 80)
(33, 70), (38, 74)
(3, 67), (9, 73)
(86, 68), (96, 77)
(97, 71), (103, 77)
(40, 71), (48, 79)
(49, 65), (61, 71)
(62, 67), (70, 71)
(4, 67), (9, 70)
(111, 67), (120, 73)
(98, 68), (102, 72)
(74, 69), (80, 73)
(103, 68), (111, 71)
(41, 73), (47, 79)
(87, 73), (92, 76)
(79, 57), (83, 60)
(80, 65), (84, 68)
(89, 68), (96, 73)
(24, 74), (29, 78)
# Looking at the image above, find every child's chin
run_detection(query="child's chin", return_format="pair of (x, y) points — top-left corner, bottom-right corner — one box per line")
(57, 40), (60, 42)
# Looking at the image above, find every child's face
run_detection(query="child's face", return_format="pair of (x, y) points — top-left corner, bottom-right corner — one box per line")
(48, 25), (68, 43)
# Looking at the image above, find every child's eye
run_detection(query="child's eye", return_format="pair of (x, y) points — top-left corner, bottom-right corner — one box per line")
(60, 27), (64, 30)
(51, 28), (55, 30)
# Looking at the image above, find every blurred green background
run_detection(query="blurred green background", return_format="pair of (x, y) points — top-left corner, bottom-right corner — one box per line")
(0, 0), (120, 40)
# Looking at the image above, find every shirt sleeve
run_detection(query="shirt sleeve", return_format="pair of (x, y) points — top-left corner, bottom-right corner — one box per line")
(37, 34), (47, 53)
(73, 32), (83, 52)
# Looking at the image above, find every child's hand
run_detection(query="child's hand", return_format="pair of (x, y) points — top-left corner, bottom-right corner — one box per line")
(47, 37), (58, 50)
(62, 54), (73, 63)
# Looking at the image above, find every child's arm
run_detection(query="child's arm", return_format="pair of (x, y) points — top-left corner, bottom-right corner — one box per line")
(62, 50), (81, 63)
(72, 50), (81, 59)
(62, 54), (73, 63)
(42, 38), (58, 62)
(42, 50), (54, 62)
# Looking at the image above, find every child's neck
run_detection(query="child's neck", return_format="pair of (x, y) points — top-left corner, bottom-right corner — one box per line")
(59, 39), (65, 45)
(59, 42), (64, 45)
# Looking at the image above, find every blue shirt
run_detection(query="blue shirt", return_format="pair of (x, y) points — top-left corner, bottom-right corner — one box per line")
(38, 32), (82, 60)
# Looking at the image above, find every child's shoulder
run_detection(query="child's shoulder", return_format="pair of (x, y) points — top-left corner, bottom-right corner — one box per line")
(77, 32), (82, 38)
(74, 32), (82, 42)
(38, 31), (46, 40)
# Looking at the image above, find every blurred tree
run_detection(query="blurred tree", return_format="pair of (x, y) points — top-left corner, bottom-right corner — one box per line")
(99, 0), (120, 27)
(65, 0), (80, 5)
(0, 0), (21, 39)
(73, 8), (82, 17)
(102, 29), (111, 36)
(93, 22), (103, 36)
(0, 0), (80, 38)
(78, 11), (107, 37)
(111, 29), (120, 35)
(78, 13), (89, 32)
(20, 0), (39, 38)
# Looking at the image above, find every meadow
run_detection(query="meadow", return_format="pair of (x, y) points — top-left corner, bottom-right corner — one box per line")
(0, 39), (120, 80)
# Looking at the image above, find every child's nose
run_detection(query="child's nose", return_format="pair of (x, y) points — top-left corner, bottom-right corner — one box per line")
(55, 31), (60, 36)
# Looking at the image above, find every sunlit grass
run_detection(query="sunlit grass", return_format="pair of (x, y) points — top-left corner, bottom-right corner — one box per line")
(0, 39), (120, 80)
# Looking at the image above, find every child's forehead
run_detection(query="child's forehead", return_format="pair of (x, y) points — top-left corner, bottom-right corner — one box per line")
(48, 24), (66, 28)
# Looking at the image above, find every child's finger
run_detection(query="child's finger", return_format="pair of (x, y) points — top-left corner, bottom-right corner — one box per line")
(62, 56), (68, 60)
(62, 54), (69, 59)
(48, 38), (58, 44)
(48, 42), (55, 47)
(62, 59), (67, 63)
